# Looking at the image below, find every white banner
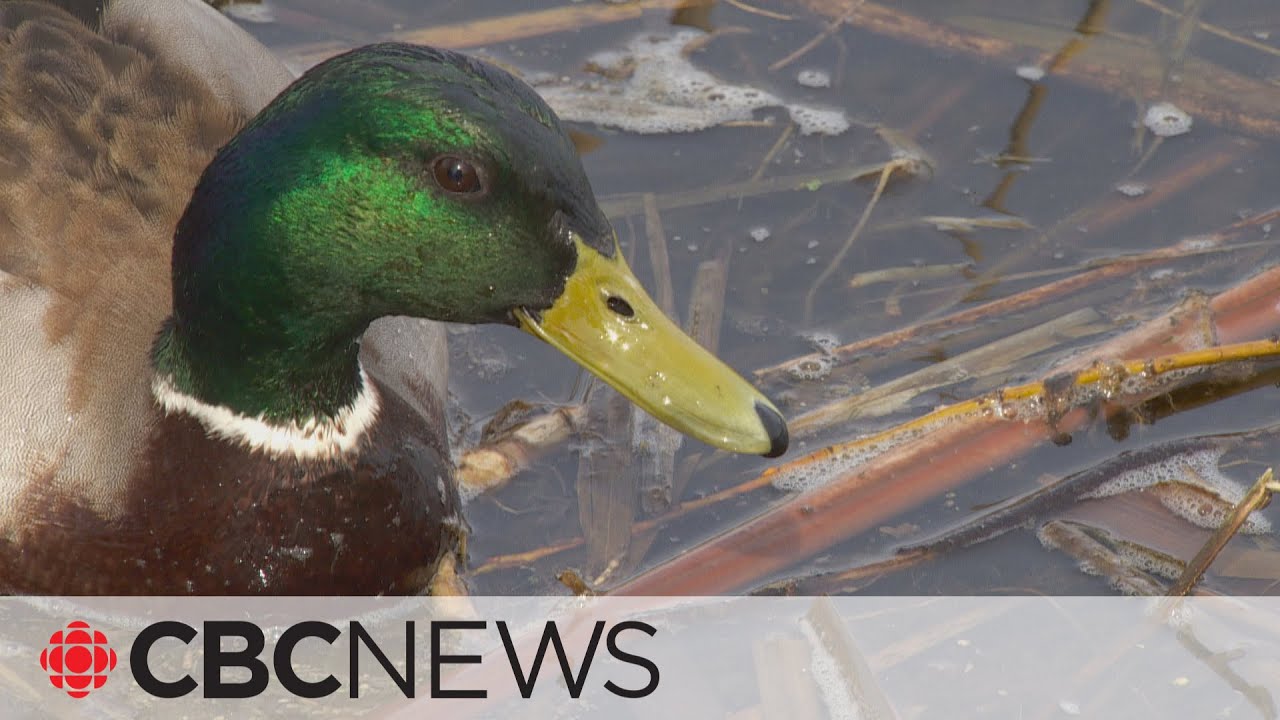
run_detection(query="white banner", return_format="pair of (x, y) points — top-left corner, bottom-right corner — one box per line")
(3, 596), (1275, 718)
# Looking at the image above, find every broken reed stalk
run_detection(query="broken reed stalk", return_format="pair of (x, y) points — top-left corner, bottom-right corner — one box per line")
(455, 405), (586, 495)
(578, 205), (731, 583)
(1038, 521), (1169, 596)
(666, 253), (731, 507)
(610, 264), (1280, 594)
(1167, 468), (1277, 597)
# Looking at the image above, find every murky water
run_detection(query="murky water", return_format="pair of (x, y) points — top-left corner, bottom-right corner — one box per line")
(227, 0), (1280, 594)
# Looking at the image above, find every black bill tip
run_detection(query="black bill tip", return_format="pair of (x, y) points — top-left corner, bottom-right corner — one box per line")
(754, 401), (789, 458)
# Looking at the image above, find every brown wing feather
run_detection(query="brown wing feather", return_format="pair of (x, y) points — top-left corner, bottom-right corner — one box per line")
(0, 2), (246, 519)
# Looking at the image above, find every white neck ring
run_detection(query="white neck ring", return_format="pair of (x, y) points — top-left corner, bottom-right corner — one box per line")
(151, 369), (380, 461)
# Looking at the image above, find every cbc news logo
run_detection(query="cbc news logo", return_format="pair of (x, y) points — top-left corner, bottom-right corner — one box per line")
(38, 621), (118, 698)
(34, 617), (658, 702)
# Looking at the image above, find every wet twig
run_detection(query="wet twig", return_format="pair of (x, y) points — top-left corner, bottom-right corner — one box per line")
(1168, 468), (1278, 596)
(769, 3), (860, 72)
(803, 155), (915, 324)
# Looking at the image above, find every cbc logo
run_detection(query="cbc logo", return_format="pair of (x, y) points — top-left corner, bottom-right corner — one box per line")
(39, 621), (118, 698)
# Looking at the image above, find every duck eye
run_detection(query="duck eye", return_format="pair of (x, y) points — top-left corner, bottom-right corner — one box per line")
(606, 296), (634, 318)
(432, 155), (483, 194)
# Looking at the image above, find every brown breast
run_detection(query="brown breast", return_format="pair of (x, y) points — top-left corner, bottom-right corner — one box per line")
(0, 379), (464, 594)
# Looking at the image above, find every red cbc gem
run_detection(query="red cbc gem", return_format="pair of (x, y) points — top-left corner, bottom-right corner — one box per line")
(39, 621), (118, 698)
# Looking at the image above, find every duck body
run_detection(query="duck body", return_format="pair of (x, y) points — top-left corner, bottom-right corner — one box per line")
(0, 0), (462, 593)
(0, 0), (787, 595)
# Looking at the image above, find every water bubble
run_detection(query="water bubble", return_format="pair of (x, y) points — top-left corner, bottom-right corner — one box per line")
(1115, 181), (1149, 198)
(787, 355), (834, 381)
(1143, 102), (1192, 137)
(796, 69), (832, 88)
(1016, 65), (1045, 81)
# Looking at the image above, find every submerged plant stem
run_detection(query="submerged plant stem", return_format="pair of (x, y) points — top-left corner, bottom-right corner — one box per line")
(599, 161), (894, 219)
(769, 3), (860, 72)
(802, 156), (904, 324)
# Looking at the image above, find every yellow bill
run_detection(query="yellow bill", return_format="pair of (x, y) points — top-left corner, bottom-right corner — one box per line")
(516, 235), (788, 457)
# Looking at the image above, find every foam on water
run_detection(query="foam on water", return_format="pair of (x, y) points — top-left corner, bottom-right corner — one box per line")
(799, 330), (841, 354)
(798, 618), (861, 720)
(771, 424), (931, 493)
(770, 388), (1062, 494)
(1083, 446), (1271, 534)
(535, 30), (850, 135)
(1084, 448), (1221, 500)
(791, 105), (851, 135)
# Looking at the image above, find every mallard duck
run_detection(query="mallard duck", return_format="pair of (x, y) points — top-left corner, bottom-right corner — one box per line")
(0, 0), (787, 594)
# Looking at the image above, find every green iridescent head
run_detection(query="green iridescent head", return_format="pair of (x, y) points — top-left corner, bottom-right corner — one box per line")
(173, 44), (611, 329)
(158, 43), (788, 457)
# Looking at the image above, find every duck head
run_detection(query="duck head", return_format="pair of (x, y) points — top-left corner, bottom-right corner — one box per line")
(161, 43), (787, 457)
